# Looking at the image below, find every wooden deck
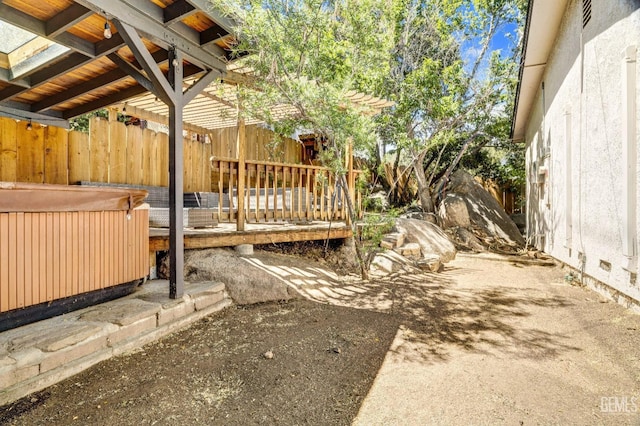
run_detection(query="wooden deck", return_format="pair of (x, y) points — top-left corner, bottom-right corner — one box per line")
(149, 221), (352, 252)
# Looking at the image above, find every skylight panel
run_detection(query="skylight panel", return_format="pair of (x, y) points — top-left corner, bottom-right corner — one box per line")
(0, 20), (70, 79)
(0, 21), (38, 55)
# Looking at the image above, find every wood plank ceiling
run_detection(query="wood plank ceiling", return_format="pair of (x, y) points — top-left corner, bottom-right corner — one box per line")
(0, 0), (394, 132)
(0, 0), (236, 128)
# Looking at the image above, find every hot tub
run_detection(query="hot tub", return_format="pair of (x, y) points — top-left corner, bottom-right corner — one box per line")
(0, 182), (149, 330)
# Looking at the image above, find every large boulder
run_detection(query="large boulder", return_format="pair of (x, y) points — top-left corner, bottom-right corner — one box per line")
(394, 218), (457, 263)
(438, 170), (525, 246)
(161, 248), (300, 305)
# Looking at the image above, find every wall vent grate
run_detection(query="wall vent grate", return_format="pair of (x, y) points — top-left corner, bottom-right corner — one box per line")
(582, 0), (592, 28)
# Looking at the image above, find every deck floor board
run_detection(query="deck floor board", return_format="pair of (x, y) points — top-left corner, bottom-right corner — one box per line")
(149, 221), (352, 251)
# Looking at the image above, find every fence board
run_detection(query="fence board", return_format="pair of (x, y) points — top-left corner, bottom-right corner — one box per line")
(193, 140), (204, 191)
(127, 126), (144, 185)
(90, 117), (110, 183)
(16, 122), (45, 183)
(149, 133), (161, 186)
(142, 129), (155, 186)
(44, 126), (68, 185)
(158, 132), (169, 187)
(189, 139), (198, 191)
(110, 119), (128, 183)
(68, 131), (90, 184)
(0, 118), (17, 181)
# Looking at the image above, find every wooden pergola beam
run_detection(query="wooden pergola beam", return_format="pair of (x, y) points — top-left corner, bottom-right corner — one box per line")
(112, 103), (211, 135)
(163, 0), (197, 24)
(61, 63), (203, 119)
(184, 70), (221, 104)
(114, 20), (175, 105)
(75, 0), (228, 72)
(168, 46), (185, 299)
(0, 104), (68, 128)
(32, 49), (169, 112)
(200, 23), (229, 46)
(46, 3), (94, 37)
(184, 0), (235, 33)
(190, 84), (237, 109)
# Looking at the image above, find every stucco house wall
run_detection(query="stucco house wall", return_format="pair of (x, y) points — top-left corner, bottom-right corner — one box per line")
(523, 0), (640, 307)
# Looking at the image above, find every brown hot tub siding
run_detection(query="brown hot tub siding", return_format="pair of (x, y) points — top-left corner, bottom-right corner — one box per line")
(0, 183), (149, 314)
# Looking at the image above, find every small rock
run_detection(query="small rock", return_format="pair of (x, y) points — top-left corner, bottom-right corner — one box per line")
(30, 397), (38, 403)
(381, 232), (406, 249)
(263, 350), (274, 359)
(380, 240), (395, 250)
(416, 256), (443, 273)
(395, 243), (421, 257)
(330, 347), (342, 354)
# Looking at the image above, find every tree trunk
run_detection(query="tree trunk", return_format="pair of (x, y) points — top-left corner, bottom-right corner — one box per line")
(326, 139), (369, 280)
(338, 174), (369, 280)
(433, 132), (486, 197)
(390, 147), (403, 205)
(413, 153), (435, 213)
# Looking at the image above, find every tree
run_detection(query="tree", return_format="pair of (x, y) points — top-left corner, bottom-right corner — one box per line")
(375, 0), (525, 213)
(210, 0), (395, 278)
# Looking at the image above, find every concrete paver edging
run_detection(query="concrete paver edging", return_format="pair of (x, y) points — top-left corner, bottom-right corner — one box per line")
(0, 280), (231, 406)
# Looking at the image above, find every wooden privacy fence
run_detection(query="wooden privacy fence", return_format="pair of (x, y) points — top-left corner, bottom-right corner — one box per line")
(209, 125), (302, 163)
(0, 117), (211, 192)
(210, 158), (363, 223)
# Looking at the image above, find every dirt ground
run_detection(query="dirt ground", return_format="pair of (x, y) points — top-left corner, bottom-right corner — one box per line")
(1, 251), (640, 425)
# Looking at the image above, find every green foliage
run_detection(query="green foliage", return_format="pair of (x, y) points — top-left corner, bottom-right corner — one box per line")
(69, 109), (128, 133)
(69, 109), (110, 133)
(210, 0), (393, 160)
(372, 0), (526, 211)
(210, 0), (526, 212)
(359, 210), (398, 247)
(362, 194), (386, 213)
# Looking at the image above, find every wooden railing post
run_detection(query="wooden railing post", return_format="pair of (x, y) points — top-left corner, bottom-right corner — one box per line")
(208, 158), (362, 225)
(236, 99), (246, 231)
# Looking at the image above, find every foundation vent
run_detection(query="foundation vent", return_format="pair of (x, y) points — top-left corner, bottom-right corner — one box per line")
(582, 0), (592, 28)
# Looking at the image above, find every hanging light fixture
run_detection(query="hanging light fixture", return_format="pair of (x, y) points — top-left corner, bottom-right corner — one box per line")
(103, 17), (112, 39)
(26, 119), (32, 131)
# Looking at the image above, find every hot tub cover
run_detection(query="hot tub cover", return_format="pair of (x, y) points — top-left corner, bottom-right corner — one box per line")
(0, 182), (148, 213)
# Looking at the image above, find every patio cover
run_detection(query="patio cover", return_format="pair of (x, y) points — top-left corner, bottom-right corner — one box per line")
(0, 0), (241, 298)
(0, 0), (393, 298)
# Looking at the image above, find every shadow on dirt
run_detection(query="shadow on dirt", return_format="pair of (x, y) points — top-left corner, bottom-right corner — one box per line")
(275, 260), (581, 365)
(385, 271), (580, 364)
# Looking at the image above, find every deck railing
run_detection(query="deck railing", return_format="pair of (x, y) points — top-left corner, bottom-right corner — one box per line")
(210, 158), (362, 224)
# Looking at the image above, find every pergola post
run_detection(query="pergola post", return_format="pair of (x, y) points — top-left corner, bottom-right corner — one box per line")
(168, 47), (185, 299)
(113, 20), (220, 299)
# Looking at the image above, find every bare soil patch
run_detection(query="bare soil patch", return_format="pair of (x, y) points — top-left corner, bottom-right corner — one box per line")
(0, 299), (400, 425)
(3, 251), (640, 425)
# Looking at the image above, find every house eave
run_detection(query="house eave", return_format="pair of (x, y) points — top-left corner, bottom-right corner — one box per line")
(511, 0), (569, 142)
